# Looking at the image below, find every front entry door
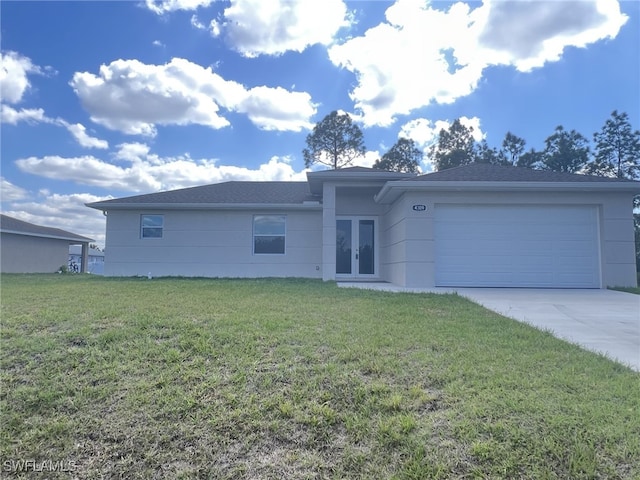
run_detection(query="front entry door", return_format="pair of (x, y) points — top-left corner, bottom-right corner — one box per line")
(336, 217), (376, 277)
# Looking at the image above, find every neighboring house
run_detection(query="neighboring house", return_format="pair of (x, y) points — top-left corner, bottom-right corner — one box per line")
(69, 245), (105, 275)
(86, 164), (640, 288)
(0, 214), (93, 273)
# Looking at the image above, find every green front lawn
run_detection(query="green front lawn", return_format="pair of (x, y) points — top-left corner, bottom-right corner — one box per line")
(610, 286), (640, 295)
(1, 275), (638, 479)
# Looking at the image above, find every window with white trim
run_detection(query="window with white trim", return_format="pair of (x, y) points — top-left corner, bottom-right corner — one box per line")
(253, 215), (286, 254)
(141, 215), (163, 238)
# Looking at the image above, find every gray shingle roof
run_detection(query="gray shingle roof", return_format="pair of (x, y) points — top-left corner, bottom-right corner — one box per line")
(0, 214), (93, 242)
(412, 164), (638, 183)
(87, 181), (320, 209)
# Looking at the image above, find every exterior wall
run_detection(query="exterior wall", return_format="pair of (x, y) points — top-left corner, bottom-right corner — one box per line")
(1, 233), (70, 273)
(103, 209), (323, 278)
(381, 190), (637, 288)
(335, 187), (388, 216)
(599, 194), (638, 286)
(379, 194), (414, 286)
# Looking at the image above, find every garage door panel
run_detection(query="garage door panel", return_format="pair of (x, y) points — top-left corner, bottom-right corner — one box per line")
(435, 205), (600, 288)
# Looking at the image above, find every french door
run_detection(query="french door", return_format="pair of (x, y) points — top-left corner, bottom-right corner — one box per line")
(336, 217), (377, 278)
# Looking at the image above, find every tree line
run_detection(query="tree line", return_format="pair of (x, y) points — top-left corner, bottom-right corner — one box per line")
(303, 110), (640, 182)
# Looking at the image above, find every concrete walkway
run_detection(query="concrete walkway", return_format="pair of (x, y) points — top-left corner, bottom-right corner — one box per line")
(338, 283), (640, 371)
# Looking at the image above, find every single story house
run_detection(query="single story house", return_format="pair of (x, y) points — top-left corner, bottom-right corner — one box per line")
(86, 164), (640, 288)
(69, 245), (105, 274)
(0, 214), (93, 273)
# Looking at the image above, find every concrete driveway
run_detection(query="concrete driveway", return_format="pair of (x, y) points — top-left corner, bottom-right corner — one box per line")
(455, 288), (640, 371)
(338, 283), (640, 371)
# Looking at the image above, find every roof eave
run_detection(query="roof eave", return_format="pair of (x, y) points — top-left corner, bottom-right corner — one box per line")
(375, 181), (640, 204)
(0, 229), (94, 243)
(86, 202), (323, 211)
(306, 170), (415, 194)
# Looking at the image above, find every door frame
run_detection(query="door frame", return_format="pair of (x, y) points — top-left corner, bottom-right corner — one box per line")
(335, 216), (379, 280)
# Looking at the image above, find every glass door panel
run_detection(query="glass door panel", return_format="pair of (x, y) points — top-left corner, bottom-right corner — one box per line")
(336, 219), (352, 274)
(358, 220), (375, 275)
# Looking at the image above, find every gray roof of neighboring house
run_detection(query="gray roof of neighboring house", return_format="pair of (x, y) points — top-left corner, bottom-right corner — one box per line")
(87, 181), (321, 209)
(0, 214), (93, 242)
(411, 163), (639, 183)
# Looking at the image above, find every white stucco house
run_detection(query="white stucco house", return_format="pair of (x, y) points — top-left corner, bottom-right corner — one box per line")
(86, 164), (640, 288)
(1, 214), (93, 273)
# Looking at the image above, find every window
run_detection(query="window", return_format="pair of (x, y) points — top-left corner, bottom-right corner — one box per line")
(253, 215), (286, 254)
(141, 215), (163, 238)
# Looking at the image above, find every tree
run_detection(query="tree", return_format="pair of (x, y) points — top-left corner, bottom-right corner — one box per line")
(517, 148), (543, 169)
(587, 110), (640, 179)
(303, 111), (366, 169)
(500, 132), (526, 165)
(474, 140), (502, 164)
(428, 118), (477, 171)
(541, 125), (590, 173)
(373, 137), (422, 173)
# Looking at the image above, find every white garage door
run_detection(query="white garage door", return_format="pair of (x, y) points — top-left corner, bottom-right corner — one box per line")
(435, 205), (600, 288)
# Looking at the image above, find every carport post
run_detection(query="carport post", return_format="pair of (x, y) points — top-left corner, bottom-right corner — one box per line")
(80, 242), (89, 273)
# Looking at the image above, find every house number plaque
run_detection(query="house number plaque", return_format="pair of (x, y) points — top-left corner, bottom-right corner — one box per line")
(412, 204), (427, 212)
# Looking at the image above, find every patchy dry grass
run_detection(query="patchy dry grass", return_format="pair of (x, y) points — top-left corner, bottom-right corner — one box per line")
(1, 275), (638, 479)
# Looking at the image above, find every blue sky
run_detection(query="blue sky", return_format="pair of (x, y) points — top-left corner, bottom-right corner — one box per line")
(1, 0), (638, 247)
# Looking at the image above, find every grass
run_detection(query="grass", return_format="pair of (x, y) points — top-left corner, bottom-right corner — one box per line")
(1, 275), (639, 479)
(609, 286), (640, 295)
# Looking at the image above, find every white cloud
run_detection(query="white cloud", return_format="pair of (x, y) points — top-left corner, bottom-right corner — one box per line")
(328, 0), (628, 127)
(16, 155), (154, 191)
(475, 0), (628, 72)
(216, 0), (351, 57)
(15, 145), (309, 194)
(145, 0), (214, 14)
(237, 86), (316, 131)
(70, 57), (317, 135)
(1, 104), (47, 124)
(399, 118), (451, 151)
(401, 116), (485, 148)
(0, 52), (108, 149)
(356, 150), (382, 169)
(1, 105), (109, 149)
(209, 18), (221, 36)
(62, 123), (109, 149)
(191, 15), (206, 30)
(399, 116), (485, 171)
(0, 51), (45, 104)
(2, 191), (108, 247)
(114, 142), (155, 164)
(0, 177), (29, 201)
